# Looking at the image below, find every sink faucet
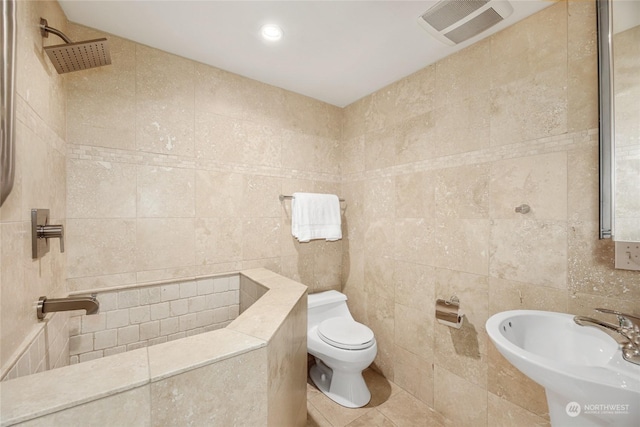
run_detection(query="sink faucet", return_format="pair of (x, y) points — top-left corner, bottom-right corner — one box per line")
(574, 308), (640, 366)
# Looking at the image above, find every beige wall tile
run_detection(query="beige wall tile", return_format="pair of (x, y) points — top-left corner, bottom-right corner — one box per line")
(395, 171), (435, 219)
(377, 390), (440, 427)
(365, 256), (394, 302)
(394, 303), (434, 362)
(281, 132), (340, 175)
(394, 218), (433, 265)
(488, 277), (568, 316)
(392, 345), (434, 406)
(490, 66), (567, 146)
(435, 93), (490, 157)
(488, 392), (550, 427)
(490, 219), (567, 288)
(365, 218), (396, 260)
(365, 177), (395, 220)
(435, 164), (489, 219)
(435, 39), (491, 106)
(194, 112), (246, 162)
(241, 175), (282, 218)
(137, 166), (194, 218)
(67, 160), (136, 219)
(242, 218), (281, 260)
(490, 152), (567, 221)
(490, 2), (567, 87)
(136, 218), (195, 271)
(243, 122), (283, 168)
(568, 145), (599, 222)
(66, 219), (136, 279)
(567, 0), (598, 133)
(395, 112), (438, 165)
(66, 28), (136, 150)
(429, 218), (490, 275)
(568, 221), (640, 301)
(487, 344), (549, 418)
(434, 268), (489, 388)
(365, 128), (397, 171)
(1, 0), (68, 372)
(366, 296), (395, 379)
(393, 261), (436, 311)
(195, 217), (242, 265)
(342, 135), (365, 175)
(434, 366), (488, 426)
(15, 0), (66, 137)
(136, 45), (195, 156)
(194, 170), (243, 218)
(150, 347), (267, 426)
(18, 386), (151, 427)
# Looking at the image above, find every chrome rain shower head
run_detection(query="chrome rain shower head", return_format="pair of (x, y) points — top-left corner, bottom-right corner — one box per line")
(39, 18), (111, 74)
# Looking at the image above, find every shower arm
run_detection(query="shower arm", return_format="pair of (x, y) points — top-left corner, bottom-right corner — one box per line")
(39, 18), (72, 44)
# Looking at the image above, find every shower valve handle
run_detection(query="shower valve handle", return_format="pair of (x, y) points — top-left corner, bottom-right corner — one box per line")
(37, 224), (64, 253)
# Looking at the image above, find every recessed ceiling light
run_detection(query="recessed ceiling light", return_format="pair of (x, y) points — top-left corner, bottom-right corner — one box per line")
(261, 24), (283, 41)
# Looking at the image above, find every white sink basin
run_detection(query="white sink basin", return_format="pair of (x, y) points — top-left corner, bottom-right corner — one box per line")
(486, 310), (640, 427)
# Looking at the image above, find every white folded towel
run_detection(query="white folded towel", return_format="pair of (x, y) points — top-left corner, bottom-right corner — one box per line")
(291, 192), (342, 243)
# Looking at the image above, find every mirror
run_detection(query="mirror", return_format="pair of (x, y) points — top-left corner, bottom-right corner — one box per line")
(598, 0), (640, 241)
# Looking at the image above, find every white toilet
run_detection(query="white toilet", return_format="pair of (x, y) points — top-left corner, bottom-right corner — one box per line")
(307, 290), (377, 408)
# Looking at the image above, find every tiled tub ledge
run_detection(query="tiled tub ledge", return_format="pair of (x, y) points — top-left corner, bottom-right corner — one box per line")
(0, 269), (308, 427)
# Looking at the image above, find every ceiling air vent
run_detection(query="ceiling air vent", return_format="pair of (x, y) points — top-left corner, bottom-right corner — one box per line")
(418, 0), (514, 45)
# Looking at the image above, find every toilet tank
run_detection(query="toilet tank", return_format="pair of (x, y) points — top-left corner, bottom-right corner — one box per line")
(308, 290), (353, 328)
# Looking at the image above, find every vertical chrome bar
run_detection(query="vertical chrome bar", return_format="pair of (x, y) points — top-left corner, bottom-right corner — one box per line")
(597, 0), (615, 239)
(1, 0), (17, 206)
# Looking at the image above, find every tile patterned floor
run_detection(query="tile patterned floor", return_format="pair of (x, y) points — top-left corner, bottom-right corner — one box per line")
(306, 369), (445, 427)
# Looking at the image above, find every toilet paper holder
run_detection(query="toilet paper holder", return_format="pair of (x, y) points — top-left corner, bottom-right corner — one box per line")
(436, 296), (464, 329)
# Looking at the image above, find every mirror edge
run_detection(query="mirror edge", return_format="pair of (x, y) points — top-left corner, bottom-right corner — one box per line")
(597, 0), (615, 239)
(1, 0), (17, 207)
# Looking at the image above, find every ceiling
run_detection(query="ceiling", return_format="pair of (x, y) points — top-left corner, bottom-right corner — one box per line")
(58, 1), (554, 107)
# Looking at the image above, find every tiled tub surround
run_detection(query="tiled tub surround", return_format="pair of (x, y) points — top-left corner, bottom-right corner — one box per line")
(1, 312), (70, 381)
(0, 269), (308, 427)
(68, 274), (241, 364)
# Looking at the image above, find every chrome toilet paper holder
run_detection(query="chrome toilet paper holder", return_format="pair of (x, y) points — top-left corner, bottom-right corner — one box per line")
(436, 295), (464, 328)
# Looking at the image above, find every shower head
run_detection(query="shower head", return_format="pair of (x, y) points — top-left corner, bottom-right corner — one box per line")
(39, 18), (111, 74)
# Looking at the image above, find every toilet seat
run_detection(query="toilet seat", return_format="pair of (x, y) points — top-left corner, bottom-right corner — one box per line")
(317, 317), (375, 350)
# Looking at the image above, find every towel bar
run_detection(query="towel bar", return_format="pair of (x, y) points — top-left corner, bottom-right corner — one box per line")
(279, 194), (345, 202)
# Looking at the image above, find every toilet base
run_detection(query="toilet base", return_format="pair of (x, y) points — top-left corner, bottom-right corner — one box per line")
(310, 358), (371, 408)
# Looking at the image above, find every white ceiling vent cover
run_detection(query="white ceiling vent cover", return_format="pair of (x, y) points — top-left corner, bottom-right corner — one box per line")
(418, 0), (514, 45)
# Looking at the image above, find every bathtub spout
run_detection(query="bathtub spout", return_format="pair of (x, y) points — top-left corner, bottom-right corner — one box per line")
(37, 295), (99, 320)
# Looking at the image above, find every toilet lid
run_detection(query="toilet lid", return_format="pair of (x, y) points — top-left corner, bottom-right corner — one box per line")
(317, 317), (375, 350)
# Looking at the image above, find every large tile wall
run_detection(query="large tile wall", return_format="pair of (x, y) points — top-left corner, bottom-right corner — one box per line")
(340, 1), (640, 425)
(0, 0), (68, 378)
(64, 23), (343, 295)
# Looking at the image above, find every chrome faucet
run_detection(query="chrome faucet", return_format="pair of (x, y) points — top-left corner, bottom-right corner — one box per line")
(574, 308), (640, 366)
(37, 295), (99, 320)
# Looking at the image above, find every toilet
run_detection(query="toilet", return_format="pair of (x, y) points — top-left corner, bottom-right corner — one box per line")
(307, 290), (377, 408)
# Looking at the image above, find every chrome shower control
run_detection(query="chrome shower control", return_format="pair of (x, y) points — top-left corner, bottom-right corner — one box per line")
(31, 208), (64, 259)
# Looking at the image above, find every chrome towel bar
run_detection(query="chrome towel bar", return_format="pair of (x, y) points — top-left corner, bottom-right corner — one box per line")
(279, 194), (345, 202)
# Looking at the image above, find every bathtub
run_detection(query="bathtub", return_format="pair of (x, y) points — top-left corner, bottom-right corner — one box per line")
(0, 268), (307, 426)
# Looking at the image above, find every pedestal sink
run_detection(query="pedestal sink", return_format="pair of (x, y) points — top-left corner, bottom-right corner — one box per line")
(486, 310), (640, 427)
